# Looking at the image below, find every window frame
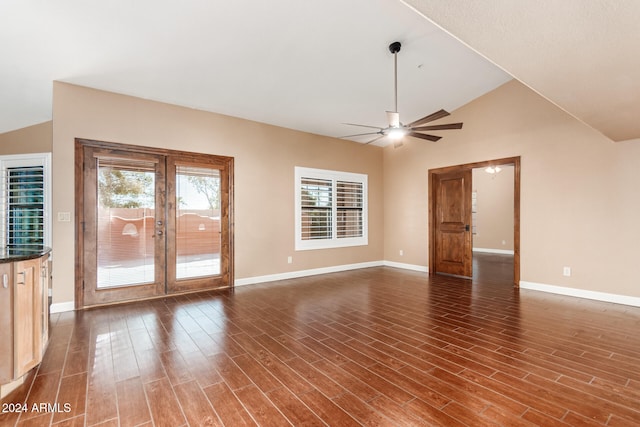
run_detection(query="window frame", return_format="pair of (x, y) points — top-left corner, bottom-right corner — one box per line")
(295, 166), (368, 251)
(0, 153), (52, 247)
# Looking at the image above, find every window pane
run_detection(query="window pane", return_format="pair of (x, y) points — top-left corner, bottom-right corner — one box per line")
(301, 177), (332, 240)
(176, 165), (221, 279)
(301, 208), (332, 240)
(301, 178), (332, 207)
(97, 160), (156, 288)
(337, 180), (363, 238)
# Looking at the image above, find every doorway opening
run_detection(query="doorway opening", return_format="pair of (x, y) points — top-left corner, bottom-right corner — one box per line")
(428, 156), (520, 286)
(471, 164), (515, 284)
(75, 139), (234, 309)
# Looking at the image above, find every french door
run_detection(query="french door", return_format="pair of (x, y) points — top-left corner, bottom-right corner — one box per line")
(76, 140), (233, 308)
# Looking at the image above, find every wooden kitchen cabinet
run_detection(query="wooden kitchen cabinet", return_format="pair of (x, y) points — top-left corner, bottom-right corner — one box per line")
(0, 250), (50, 396)
(13, 257), (43, 378)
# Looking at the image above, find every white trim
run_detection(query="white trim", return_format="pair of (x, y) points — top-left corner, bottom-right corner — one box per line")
(53, 262), (425, 309)
(51, 272), (640, 311)
(382, 260), (428, 272)
(235, 260), (432, 287)
(50, 301), (75, 313)
(235, 261), (383, 287)
(520, 281), (640, 308)
(473, 248), (514, 255)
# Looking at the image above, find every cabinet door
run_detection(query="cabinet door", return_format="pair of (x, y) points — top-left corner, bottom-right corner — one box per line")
(0, 263), (13, 383)
(14, 258), (41, 378)
(41, 255), (50, 352)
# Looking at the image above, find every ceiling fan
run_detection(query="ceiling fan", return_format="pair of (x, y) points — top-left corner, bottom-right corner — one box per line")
(342, 41), (463, 146)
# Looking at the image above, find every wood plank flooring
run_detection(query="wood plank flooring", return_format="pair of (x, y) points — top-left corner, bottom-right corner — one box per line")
(2, 255), (640, 426)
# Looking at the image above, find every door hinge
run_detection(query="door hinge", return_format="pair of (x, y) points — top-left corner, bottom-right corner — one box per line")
(82, 280), (85, 290)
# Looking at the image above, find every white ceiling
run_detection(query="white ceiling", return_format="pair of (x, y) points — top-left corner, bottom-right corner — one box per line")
(403, 0), (640, 142)
(0, 0), (510, 145)
(6, 1), (636, 145)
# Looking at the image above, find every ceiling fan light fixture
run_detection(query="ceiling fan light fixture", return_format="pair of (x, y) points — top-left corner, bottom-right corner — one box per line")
(388, 127), (407, 140)
(485, 166), (502, 174)
(341, 41), (463, 145)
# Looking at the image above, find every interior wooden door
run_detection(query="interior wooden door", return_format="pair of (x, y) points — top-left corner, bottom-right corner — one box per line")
(433, 169), (473, 277)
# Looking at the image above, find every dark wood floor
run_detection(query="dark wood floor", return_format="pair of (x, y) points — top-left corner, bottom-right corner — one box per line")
(2, 254), (640, 426)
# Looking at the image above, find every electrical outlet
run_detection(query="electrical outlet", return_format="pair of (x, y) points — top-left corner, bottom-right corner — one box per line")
(563, 266), (571, 277)
(399, 249), (403, 256)
(287, 256), (292, 264)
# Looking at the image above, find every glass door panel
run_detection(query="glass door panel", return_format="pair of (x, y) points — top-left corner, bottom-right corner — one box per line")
(81, 145), (166, 307)
(97, 159), (157, 288)
(175, 165), (221, 279)
(166, 157), (229, 294)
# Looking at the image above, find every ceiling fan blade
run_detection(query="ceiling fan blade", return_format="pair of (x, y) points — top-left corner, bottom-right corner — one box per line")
(365, 135), (386, 145)
(340, 131), (382, 138)
(408, 132), (441, 142)
(411, 122), (463, 131)
(342, 122), (384, 130)
(386, 111), (400, 128)
(408, 109), (450, 127)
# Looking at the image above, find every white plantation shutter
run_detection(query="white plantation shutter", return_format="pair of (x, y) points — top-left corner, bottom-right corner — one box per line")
(336, 180), (363, 238)
(7, 166), (45, 246)
(0, 154), (51, 247)
(295, 167), (367, 250)
(300, 177), (332, 240)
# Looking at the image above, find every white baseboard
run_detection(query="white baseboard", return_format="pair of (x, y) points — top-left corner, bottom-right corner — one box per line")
(50, 301), (75, 313)
(382, 260), (428, 272)
(520, 281), (640, 308)
(234, 261), (385, 287)
(473, 248), (515, 255)
(53, 261), (398, 310)
(53, 270), (640, 311)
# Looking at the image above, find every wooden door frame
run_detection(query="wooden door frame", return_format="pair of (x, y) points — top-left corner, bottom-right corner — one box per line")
(74, 139), (235, 309)
(428, 156), (520, 286)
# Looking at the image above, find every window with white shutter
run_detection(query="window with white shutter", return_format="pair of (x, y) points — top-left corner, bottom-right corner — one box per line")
(0, 153), (51, 247)
(295, 167), (367, 250)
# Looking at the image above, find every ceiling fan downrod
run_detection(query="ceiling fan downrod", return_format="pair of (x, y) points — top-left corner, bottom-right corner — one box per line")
(389, 41), (401, 114)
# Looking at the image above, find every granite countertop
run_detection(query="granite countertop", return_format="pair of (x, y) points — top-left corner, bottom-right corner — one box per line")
(0, 246), (52, 263)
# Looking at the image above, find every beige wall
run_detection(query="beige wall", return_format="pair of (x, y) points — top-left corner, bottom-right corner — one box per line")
(12, 78), (639, 304)
(472, 166), (514, 251)
(52, 82), (384, 305)
(0, 121), (52, 154)
(384, 80), (640, 298)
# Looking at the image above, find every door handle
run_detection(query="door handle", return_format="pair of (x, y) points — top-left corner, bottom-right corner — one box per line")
(155, 219), (164, 237)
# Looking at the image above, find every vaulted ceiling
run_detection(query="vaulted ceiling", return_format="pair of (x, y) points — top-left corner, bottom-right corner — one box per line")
(403, 0), (640, 143)
(1, 1), (637, 144)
